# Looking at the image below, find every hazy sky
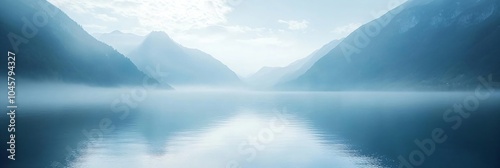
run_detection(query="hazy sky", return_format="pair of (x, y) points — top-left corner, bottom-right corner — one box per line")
(48, 0), (406, 77)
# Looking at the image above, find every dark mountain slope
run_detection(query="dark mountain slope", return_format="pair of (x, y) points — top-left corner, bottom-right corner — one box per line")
(287, 0), (500, 91)
(0, 0), (161, 87)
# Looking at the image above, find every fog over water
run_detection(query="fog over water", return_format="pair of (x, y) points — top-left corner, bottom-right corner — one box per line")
(1, 0), (500, 167)
(2, 83), (500, 168)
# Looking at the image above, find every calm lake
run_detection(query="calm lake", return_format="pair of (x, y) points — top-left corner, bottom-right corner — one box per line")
(2, 86), (500, 168)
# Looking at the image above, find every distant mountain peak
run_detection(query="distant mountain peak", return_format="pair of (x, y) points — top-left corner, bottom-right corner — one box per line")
(110, 30), (124, 34)
(95, 31), (145, 55)
(147, 31), (171, 39)
(128, 30), (241, 86)
(143, 31), (178, 47)
(253, 66), (280, 74)
(0, 0), (166, 87)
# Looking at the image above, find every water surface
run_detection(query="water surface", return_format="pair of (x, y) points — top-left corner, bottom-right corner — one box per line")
(2, 88), (500, 168)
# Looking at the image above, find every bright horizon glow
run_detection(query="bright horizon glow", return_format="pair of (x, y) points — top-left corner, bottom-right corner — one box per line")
(48, 0), (406, 77)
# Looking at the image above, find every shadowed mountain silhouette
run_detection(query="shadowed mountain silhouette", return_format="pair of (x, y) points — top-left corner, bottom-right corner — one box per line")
(246, 39), (342, 89)
(286, 0), (500, 91)
(0, 0), (165, 87)
(94, 30), (145, 55)
(128, 31), (241, 87)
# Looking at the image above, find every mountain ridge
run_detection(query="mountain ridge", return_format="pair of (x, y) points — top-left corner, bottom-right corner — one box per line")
(95, 30), (146, 55)
(128, 31), (241, 87)
(285, 0), (500, 91)
(0, 0), (166, 87)
(246, 39), (342, 88)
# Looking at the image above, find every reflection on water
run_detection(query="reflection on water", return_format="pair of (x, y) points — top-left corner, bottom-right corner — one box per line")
(2, 88), (500, 168)
(74, 111), (381, 168)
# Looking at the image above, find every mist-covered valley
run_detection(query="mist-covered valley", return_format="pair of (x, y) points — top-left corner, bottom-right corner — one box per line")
(1, 0), (500, 168)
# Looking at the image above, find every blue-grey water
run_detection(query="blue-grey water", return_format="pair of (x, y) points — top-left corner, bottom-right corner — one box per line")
(2, 86), (500, 168)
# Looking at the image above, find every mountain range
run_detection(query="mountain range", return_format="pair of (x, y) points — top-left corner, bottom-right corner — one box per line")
(128, 31), (241, 87)
(3, 0), (498, 91)
(286, 0), (500, 91)
(94, 30), (145, 55)
(0, 0), (164, 87)
(246, 39), (342, 89)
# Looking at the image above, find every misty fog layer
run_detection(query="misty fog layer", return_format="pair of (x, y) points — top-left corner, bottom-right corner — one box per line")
(2, 84), (500, 168)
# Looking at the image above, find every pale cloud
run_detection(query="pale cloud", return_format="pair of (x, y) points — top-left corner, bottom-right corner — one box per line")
(48, 0), (234, 32)
(278, 19), (309, 30)
(222, 25), (266, 34)
(331, 23), (362, 37)
(173, 32), (227, 44)
(46, 0), (388, 76)
(237, 37), (292, 47)
(94, 14), (118, 22)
